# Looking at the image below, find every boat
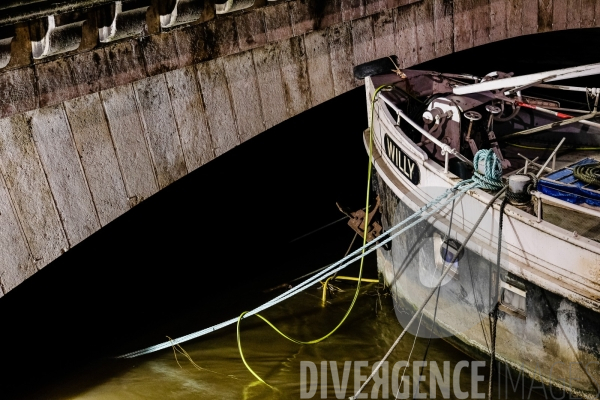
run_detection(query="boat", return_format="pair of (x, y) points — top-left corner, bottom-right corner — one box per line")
(355, 57), (600, 398)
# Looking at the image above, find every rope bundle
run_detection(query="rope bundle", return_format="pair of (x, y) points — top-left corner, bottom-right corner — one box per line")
(472, 149), (504, 191)
(574, 162), (600, 186)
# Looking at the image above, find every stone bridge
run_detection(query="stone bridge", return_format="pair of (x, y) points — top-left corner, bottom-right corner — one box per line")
(0, 0), (597, 295)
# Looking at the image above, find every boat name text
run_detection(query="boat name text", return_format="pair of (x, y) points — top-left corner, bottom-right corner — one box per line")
(384, 135), (420, 185)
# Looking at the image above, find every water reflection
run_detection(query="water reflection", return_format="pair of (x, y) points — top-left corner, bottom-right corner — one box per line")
(37, 276), (543, 399)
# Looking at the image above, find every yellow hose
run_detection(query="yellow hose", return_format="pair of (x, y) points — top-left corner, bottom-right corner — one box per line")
(236, 84), (392, 385)
(506, 142), (600, 151)
(335, 276), (379, 283)
(322, 276), (379, 303)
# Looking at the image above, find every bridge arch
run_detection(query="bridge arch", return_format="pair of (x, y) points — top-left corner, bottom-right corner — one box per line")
(0, 0), (598, 294)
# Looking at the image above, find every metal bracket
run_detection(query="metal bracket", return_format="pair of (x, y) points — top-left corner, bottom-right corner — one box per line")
(341, 195), (383, 243)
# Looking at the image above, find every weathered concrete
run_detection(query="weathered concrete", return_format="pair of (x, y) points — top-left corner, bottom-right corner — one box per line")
(64, 93), (130, 227)
(223, 51), (265, 141)
(196, 58), (240, 156)
(304, 29), (335, 106)
(100, 84), (159, 206)
(29, 105), (101, 246)
(133, 75), (188, 189)
(0, 0), (599, 294)
(164, 66), (215, 171)
(253, 43), (289, 129)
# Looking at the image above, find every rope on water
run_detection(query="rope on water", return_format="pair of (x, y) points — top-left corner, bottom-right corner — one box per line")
(235, 85), (475, 386)
(118, 181), (473, 359)
(119, 106), (506, 372)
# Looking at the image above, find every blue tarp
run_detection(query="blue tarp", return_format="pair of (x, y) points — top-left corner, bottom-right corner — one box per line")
(537, 158), (600, 207)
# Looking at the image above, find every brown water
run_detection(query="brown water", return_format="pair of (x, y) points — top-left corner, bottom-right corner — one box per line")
(33, 271), (545, 400)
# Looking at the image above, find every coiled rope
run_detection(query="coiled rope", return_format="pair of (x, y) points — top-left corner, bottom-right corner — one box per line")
(472, 148), (504, 191)
(574, 162), (600, 186)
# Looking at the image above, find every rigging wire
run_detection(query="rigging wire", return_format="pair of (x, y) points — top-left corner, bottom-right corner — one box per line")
(487, 197), (509, 399)
(350, 185), (508, 400)
(288, 215), (349, 244)
(395, 309), (426, 399)
(411, 198), (456, 399)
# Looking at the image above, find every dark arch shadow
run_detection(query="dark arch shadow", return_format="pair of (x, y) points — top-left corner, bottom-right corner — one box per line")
(0, 86), (371, 399)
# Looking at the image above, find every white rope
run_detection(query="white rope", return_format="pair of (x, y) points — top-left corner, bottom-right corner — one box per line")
(118, 181), (476, 359)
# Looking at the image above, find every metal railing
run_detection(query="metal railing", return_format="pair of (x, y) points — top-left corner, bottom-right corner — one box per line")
(378, 94), (473, 174)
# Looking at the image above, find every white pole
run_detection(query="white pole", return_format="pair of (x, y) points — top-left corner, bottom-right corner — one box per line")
(453, 63), (600, 95)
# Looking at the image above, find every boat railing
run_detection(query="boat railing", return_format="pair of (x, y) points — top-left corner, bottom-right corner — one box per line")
(378, 93), (473, 174)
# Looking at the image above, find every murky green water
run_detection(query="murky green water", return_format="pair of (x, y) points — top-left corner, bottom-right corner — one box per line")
(34, 269), (544, 400)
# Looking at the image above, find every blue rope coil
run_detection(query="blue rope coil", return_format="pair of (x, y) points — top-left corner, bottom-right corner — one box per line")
(471, 149), (504, 191)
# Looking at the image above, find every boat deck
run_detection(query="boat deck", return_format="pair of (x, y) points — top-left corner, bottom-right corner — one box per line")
(372, 72), (600, 243)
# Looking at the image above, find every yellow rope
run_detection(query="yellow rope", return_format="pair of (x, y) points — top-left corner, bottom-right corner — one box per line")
(236, 84), (392, 386)
(506, 142), (600, 150)
(167, 336), (241, 380)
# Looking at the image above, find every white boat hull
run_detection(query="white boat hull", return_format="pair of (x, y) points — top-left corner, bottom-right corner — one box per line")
(366, 76), (600, 398)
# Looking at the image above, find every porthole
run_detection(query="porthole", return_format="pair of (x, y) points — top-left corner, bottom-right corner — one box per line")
(439, 237), (464, 265)
(429, 233), (463, 284)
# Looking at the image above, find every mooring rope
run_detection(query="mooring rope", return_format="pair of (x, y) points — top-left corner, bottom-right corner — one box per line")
(472, 149), (504, 191)
(119, 94), (506, 371)
(118, 183), (471, 359)
(236, 84), (392, 386)
(118, 88), (467, 359)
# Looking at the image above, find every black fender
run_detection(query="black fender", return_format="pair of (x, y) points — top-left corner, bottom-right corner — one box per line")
(353, 55), (399, 79)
